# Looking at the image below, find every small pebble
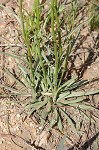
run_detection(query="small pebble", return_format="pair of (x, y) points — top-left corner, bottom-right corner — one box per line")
(30, 122), (34, 127)
(88, 66), (91, 69)
(16, 114), (20, 118)
(13, 126), (19, 131)
(0, 140), (3, 144)
(11, 103), (14, 106)
(13, 128), (16, 131)
(93, 67), (98, 70)
(39, 126), (42, 130)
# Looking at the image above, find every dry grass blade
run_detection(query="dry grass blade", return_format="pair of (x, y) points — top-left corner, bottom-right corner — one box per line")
(3, 68), (25, 87)
(0, 84), (20, 93)
(0, 4), (21, 24)
(0, 51), (24, 59)
(0, 93), (31, 97)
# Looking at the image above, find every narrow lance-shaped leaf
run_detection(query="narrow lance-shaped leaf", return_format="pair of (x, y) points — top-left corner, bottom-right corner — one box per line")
(0, 84), (20, 93)
(0, 93), (31, 97)
(68, 80), (88, 90)
(40, 111), (49, 126)
(80, 111), (95, 123)
(50, 115), (55, 128)
(67, 103), (95, 110)
(66, 16), (93, 39)
(56, 134), (67, 150)
(60, 108), (77, 133)
(58, 115), (63, 132)
(28, 108), (36, 117)
(65, 90), (99, 98)
(57, 91), (70, 101)
(85, 90), (99, 95)
(57, 98), (84, 105)
(0, 51), (24, 59)
(50, 108), (57, 128)
(58, 76), (78, 92)
(25, 100), (47, 110)
(15, 58), (32, 87)
(53, 76), (77, 101)
(78, 104), (96, 110)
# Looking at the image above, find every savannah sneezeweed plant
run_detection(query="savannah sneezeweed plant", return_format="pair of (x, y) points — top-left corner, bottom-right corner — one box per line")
(0, 0), (99, 132)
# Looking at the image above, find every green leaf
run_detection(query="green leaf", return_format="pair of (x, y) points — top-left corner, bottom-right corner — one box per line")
(40, 115), (45, 126)
(57, 91), (70, 101)
(57, 98), (84, 105)
(50, 109), (56, 128)
(54, 108), (63, 131)
(67, 80), (88, 90)
(65, 90), (99, 98)
(65, 91), (85, 98)
(25, 100), (47, 110)
(56, 134), (67, 150)
(59, 76), (78, 91)
(15, 58), (32, 87)
(59, 5), (65, 12)
(0, 84), (19, 93)
(47, 75), (53, 91)
(28, 108), (36, 117)
(15, 59), (29, 78)
(41, 80), (46, 91)
(42, 51), (51, 66)
(43, 11), (51, 30)
(66, 98), (84, 104)
(54, 77), (77, 101)
(0, 93), (31, 97)
(46, 100), (52, 112)
(79, 104), (95, 110)
(66, 17), (93, 39)
(60, 108), (77, 133)
(68, 103), (95, 110)
(50, 119), (55, 128)
(0, 51), (24, 59)
(92, 142), (98, 150)
(58, 115), (63, 132)
(40, 110), (48, 126)
(85, 90), (99, 95)
(80, 111), (95, 123)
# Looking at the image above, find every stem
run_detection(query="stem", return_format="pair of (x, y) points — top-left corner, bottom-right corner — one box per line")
(51, 0), (59, 91)
(71, 0), (75, 29)
(54, 0), (62, 57)
(58, 45), (70, 87)
(58, 0), (76, 87)
(19, 0), (34, 82)
(19, 0), (26, 41)
(34, 0), (47, 87)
